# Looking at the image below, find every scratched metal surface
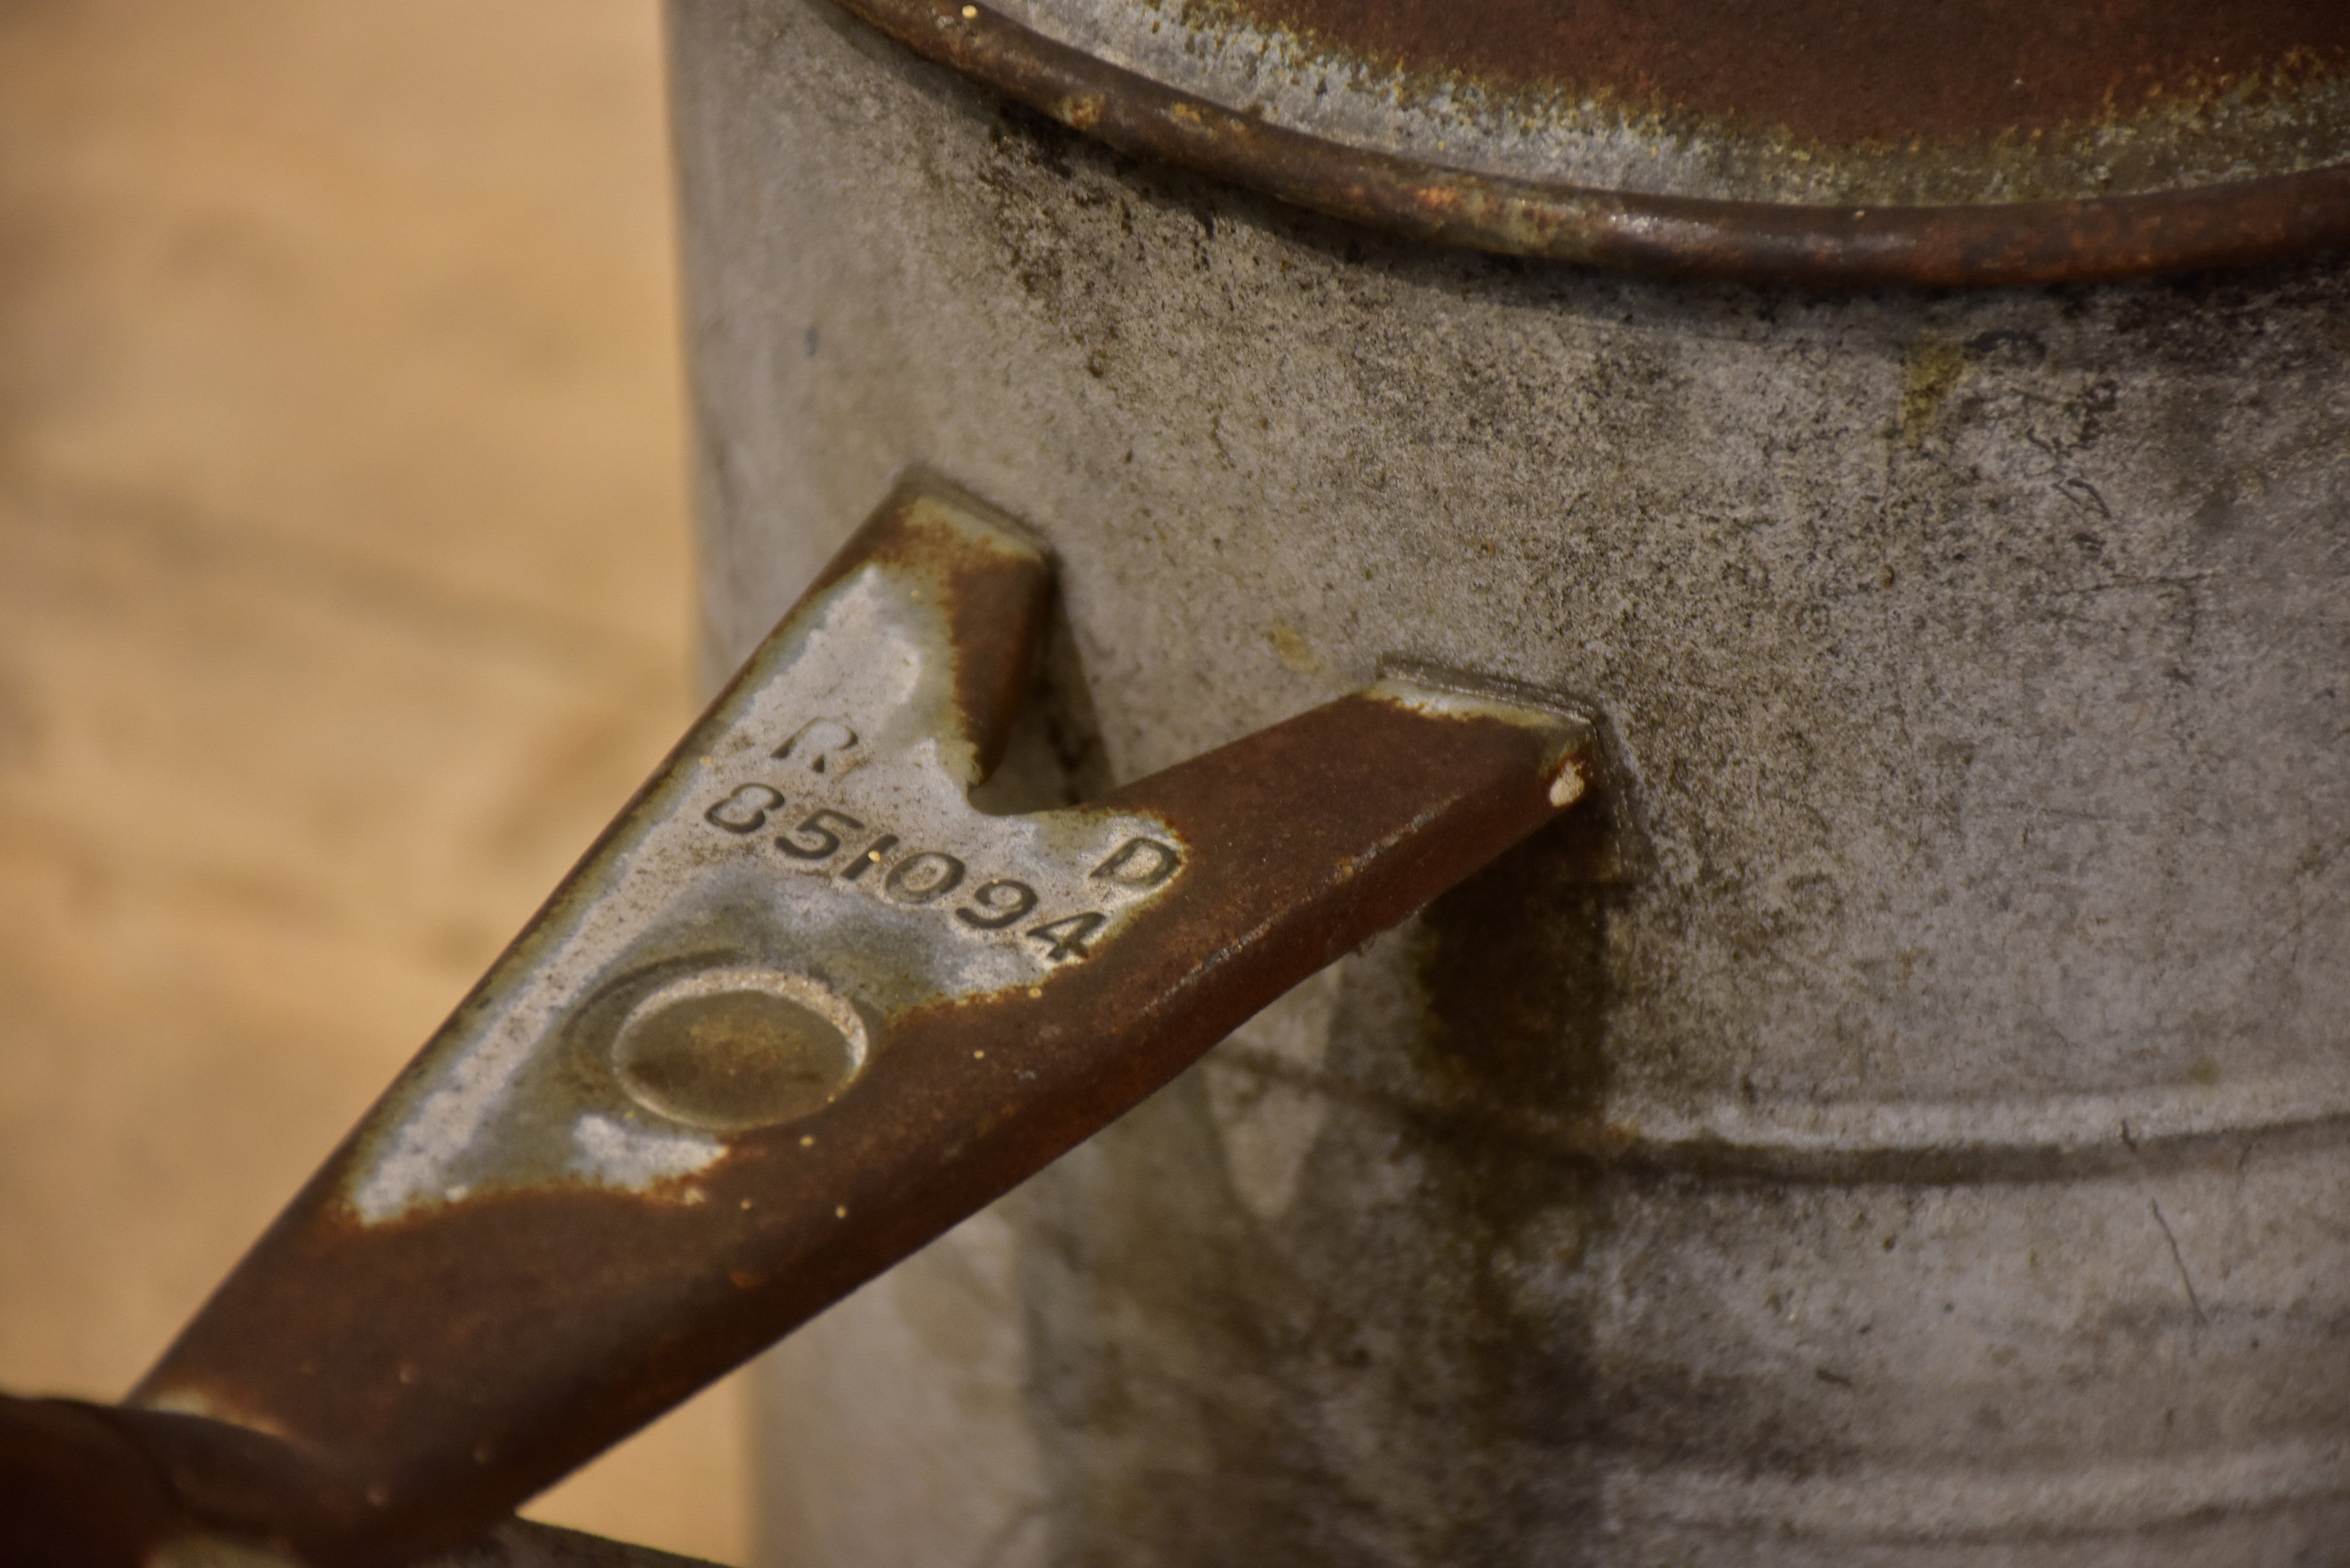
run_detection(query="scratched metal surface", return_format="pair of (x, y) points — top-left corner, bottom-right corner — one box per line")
(826, 0), (2350, 282)
(667, 2), (2350, 1562)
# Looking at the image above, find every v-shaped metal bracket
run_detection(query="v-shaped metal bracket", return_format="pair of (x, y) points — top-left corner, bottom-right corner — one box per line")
(4, 478), (1595, 1568)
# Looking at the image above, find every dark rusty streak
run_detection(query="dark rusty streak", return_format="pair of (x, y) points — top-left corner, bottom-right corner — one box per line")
(797, 473), (1053, 776)
(834, 0), (2350, 285)
(936, 529), (1052, 780)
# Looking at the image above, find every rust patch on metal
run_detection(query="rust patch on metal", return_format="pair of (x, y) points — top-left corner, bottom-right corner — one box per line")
(829, 0), (2350, 284)
(0, 1395), (184, 1568)
(797, 473), (1053, 780)
(0, 477), (1597, 1567)
(1188, 0), (2350, 148)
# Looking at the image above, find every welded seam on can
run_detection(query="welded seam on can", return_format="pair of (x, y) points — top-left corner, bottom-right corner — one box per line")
(836, 0), (2350, 285)
(1607, 1437), (2350, 1542)
(1208, 1040), (2350, 1186)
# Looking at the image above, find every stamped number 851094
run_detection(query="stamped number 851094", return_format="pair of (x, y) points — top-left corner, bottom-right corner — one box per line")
(702, 782), (1178, 962)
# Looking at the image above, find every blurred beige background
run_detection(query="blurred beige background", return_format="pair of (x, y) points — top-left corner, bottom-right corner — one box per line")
(0, 2), (749, 1561)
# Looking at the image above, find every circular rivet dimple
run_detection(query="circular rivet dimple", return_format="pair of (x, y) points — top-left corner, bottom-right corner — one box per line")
(612, 967), (867, 1132)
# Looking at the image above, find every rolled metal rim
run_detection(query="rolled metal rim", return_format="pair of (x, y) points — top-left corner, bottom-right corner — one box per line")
(837, 0), (2350, 287)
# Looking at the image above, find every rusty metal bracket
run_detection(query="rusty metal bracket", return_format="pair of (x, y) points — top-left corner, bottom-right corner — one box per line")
(0, 478), (1594, 1568)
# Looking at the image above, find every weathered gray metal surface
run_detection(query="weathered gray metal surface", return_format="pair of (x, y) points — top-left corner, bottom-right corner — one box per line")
(667, 1), (2350, 1562)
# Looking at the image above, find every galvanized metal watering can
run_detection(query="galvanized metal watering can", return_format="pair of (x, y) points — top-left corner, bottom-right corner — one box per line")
(9, 2), (2350, 1564)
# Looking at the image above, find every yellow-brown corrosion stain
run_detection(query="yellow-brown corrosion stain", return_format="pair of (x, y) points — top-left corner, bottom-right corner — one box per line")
(1899, 336), (1969, 446)
(1265, 622), (1321, 675)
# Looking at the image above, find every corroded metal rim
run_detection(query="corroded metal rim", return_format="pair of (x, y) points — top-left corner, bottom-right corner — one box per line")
(836, 0), (2350, 286)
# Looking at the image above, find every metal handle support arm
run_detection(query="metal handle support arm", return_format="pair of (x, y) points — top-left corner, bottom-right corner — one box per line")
(2, 478), (1595, 1568)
